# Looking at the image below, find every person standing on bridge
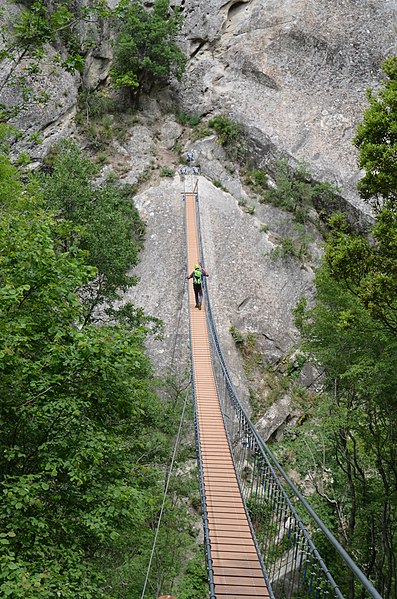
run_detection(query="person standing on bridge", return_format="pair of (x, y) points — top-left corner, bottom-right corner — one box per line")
(187, 263), (209, 310)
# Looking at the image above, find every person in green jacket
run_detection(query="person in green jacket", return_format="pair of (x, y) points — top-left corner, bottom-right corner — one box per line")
(187, 263), (209, 309)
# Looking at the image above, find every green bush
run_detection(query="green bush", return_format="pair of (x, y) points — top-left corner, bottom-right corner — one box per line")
(208, 115), (240, 146)
(245, 169), (268, 189)
(270, 237), (297, 260)
(160, 166), (175, 177)
(261, 158), (337, 222)
(176, 113), (201, 127)
(270, 232), (312, 262)
(213, 179), (226, 190)
(230, 325), (244, 345)
(193, 126), (213, 140)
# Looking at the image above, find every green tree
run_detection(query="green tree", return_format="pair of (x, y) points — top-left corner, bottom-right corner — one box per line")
(37, 140), (145, 322)
(293, 267), (397, 597)
(0, 151), (162, 596)
(354, 56), (397, 208)
(111, 0), (186, 104)
(325, 210), (397, 335)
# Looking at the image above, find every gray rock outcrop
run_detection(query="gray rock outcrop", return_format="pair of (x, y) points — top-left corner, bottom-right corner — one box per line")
(175, 0), (397, 216)
(0, 43), (79, 159)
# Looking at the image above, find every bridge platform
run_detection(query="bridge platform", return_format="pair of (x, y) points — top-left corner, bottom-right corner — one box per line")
(185, 191), (270, 599)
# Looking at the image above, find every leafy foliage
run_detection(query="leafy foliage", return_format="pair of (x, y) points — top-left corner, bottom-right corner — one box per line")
(174, 550), (209, 599)
(111, 0), (186, 102)
(324, 210), (397, 334)
(36, 140), (145, 321)
(15, 1), (74, 47)
(206, 115), (247, 162)
(245, 168), (268, 190)
(160, 166), (175, 177)
(175, 113), (201, 127)
(292, 266), (397, 596)
(208, 115), (241, 146)
(230, 325), (244, 345)
(12, 0), (107, 71)
(0, 151), (157, 596)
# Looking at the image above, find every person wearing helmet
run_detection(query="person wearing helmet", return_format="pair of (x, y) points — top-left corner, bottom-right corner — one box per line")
(186, 262), (209, 309)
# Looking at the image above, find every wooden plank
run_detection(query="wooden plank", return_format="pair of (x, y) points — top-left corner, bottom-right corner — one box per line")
(211, 545), (258, 556)
(207, 516), (251, 526)
(211, 534), (256, 546)
(214, 575), (268, 588)
(208, 523), (251, 533)
(203, 472), (237, 479)
(215, 583), (268, 596)
(204, 482), (241, 490)
(203, 470), (237, 477)
(212, 556), (265, 570)
(206, 504), (246, 515)
(212, 566), (264, 578)
(204, 491), (242, 500)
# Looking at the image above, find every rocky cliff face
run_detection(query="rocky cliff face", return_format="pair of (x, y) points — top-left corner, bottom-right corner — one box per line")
(119, 110), (322, 419)
(176, 0), (396, 216)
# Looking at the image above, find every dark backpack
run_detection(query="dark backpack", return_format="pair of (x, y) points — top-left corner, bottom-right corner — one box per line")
(193, 268), (202, 285)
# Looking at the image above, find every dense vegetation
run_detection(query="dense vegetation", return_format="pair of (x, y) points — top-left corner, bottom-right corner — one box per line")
(37, 141), (146, 323)
(0, 130), (205, 597)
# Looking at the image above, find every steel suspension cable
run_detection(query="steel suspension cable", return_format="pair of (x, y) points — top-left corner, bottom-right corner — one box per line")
(170, 276), (187, 369)
(140, 383), (190, 599)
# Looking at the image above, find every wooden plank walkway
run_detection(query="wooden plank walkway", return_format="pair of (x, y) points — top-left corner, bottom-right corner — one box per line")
(185, 191), (270, 599)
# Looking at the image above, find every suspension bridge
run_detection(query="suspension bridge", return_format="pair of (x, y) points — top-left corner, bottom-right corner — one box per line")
(182, 177), (383, 599)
